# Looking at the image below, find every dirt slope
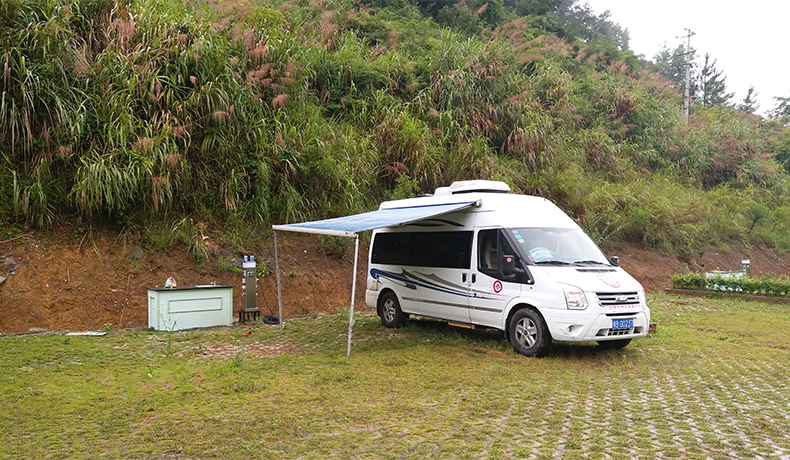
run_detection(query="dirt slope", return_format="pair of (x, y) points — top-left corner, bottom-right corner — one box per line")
(2, 230), (789, 334)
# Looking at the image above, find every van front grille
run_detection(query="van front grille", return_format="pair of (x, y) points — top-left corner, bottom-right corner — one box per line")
(596, 326), (644, 337)
(596, 291), (640, 306)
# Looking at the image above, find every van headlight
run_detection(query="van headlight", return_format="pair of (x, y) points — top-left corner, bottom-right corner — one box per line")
(562, 284), (588, 310)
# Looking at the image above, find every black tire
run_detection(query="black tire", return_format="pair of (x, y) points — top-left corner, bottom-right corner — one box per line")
(379, 291), (406, 328)
(508, 308), (551, 357)
(597, 339), (632, 350)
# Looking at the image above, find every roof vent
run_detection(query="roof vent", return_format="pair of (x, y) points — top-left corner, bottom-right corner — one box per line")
(439, 180), (511, 195)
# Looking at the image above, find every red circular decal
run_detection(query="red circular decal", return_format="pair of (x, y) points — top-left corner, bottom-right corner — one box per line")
(493, 280), (503, 293)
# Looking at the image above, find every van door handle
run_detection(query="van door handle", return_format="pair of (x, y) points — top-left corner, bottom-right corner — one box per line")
(472, 274), (477, 283)
(462, 273), (467, 283)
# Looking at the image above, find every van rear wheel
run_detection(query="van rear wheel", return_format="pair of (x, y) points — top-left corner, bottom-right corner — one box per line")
(379, 292), (406, 328)
(509, 309), (550, 357)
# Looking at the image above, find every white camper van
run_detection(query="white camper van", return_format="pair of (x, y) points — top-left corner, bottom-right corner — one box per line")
(365, 180), (650, 357)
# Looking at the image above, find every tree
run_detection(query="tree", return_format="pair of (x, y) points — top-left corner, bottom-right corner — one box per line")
(425, 0), (507, 31)
(771, 94), (790, 119)
(737, 85), (760, 113)
(698, 53), (733, 107)
(556, 2), (629, 50)
(511, 0), (629, 50)
(416, 0), (459, 18)
(652, 43), (690, 84)
(514, 0), (563, 17)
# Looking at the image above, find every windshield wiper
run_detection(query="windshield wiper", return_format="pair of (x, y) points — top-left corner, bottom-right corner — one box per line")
(534, 260), (571, 265)
(572, 260), (610, 266)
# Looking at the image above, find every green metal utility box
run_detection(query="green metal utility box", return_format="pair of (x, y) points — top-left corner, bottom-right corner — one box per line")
(147, 285), (234, 331)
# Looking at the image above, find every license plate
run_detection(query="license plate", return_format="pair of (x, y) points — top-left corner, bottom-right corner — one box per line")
(611, 318), (634, 330)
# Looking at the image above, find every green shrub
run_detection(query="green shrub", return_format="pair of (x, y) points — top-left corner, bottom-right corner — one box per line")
(671, 272), (790, 297)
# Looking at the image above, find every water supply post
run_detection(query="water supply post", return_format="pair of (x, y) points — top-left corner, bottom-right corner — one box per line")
(239, 254), (261, 322)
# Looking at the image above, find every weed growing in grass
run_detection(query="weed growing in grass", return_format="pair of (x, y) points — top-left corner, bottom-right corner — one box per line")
(256, 260), (270, 277)
(230, 349), (246, 370)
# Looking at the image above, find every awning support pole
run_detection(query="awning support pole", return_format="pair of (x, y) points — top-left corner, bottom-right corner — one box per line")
(346, 234), (360, 357)
(274, 230), (283, 334)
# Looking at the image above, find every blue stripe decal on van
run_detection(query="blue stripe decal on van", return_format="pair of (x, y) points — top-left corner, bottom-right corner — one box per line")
(370, 268), (503, 301)
(371, 268), (467, 298)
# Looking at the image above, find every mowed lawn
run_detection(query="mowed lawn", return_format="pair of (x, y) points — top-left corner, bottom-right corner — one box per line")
(2, 295), (790, 459)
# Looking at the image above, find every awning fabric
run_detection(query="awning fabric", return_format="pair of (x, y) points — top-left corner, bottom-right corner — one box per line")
(272, 201), (476, 237)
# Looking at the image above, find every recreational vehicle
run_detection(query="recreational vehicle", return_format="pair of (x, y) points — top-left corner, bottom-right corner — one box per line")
(365, 180), (650, 357)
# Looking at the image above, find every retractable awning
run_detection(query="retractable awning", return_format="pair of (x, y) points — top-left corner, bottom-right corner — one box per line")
(271, 201), (477, 237)
(270, 200), (477, 356)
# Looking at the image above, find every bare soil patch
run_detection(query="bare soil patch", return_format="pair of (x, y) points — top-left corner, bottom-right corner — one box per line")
(0, 230), (365, 334)
(2, 229), (790, 334)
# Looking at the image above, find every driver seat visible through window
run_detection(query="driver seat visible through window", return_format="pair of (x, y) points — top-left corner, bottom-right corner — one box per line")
(478, 230), (501, 270)
(484, 239), (498, 269)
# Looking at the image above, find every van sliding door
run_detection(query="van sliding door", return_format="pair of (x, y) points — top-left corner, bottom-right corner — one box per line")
(412, 231), (473, 323)
(371, 230), (473, 321)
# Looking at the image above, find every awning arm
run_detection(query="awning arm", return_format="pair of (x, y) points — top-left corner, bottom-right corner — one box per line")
(346, 235), (359, 357)
(271, 225), (356, 238)
(274, 230), (283, 334)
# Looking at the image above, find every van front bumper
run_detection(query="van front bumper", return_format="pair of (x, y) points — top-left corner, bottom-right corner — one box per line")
(365, 289), (379, 310)
(543, 307), (651, 343)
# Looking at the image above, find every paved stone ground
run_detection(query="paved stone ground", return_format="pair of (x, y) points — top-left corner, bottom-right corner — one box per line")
(217, 308), (790, 459)
(251, 303), (790, 459)
(394, 357), (785, 459)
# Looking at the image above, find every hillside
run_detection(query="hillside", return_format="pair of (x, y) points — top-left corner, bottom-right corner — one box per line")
(2, 0), (790, 251)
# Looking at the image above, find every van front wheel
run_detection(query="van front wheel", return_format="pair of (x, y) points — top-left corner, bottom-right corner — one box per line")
(379, 292), (406, 328)
(509, 309), (550, 357)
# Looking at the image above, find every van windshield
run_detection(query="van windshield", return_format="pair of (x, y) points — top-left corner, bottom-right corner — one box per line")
(508, 228), (611, 266)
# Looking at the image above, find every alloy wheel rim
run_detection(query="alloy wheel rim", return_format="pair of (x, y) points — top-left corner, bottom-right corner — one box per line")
(383, 299), (396, 322)
(516, 317), (537, 348)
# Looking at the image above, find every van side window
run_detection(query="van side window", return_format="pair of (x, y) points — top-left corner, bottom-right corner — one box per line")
(371, 231), (473, 269)
(477, 229), (527, 282)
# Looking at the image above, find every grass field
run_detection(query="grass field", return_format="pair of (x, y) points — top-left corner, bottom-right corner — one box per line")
(2, 295), (790, 459)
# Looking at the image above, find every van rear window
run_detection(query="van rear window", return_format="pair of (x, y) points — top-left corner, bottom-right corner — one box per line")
(371, 231), (473, 269)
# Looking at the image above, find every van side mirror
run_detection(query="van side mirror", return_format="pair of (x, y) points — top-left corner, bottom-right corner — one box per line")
(502, 255), (517, 276)
(611, 256), (619, 266)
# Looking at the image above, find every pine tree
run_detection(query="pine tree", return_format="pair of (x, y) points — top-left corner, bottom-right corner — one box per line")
(771, 95), (790, 119)
(737, 85), (760, 113)
(698, 53), (733, 107)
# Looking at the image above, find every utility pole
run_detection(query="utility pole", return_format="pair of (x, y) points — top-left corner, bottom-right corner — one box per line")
(681, 28), (695, 126)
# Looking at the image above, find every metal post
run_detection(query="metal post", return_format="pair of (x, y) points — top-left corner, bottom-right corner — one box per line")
(346, 234), (360, 357)
(274, 230), (283, 334)
(682, 28), (695, 126)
